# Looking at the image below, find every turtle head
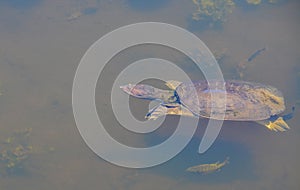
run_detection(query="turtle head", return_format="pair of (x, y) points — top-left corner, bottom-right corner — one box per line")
(120, 84), (177, 103)
(120, 84), (157, 100)
(120, 84), (176, 103)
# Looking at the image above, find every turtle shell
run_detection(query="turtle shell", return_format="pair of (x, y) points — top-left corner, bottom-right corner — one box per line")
(175, 80), (285, 121)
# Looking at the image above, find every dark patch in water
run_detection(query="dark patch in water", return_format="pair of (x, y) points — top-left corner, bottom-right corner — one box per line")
(0, 0), (42, 10)
(83, 7), (98, 15)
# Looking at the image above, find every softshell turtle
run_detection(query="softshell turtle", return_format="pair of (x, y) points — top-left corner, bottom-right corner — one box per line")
(120, 80), (294, 132)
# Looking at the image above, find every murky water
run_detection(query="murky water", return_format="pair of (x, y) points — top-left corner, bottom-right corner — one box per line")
(0, 0), (299, 189)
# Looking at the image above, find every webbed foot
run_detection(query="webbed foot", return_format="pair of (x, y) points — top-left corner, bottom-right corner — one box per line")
(145, 104), (194, 120)
(264, 117), (290, 132)
(257, 107), (294, 132)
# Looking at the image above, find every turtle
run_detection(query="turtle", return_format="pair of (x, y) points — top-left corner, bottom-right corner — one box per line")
(120, 80), (294, 132)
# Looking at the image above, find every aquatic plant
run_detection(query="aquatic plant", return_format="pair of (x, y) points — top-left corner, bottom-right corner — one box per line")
(0, 128), (33, 176)
(0, 128), (55, 176)
(246, 0), (280, 5)
(192, 0), (235, 25)
(191, 0), (284, 29)
(246, 0), (262, 5)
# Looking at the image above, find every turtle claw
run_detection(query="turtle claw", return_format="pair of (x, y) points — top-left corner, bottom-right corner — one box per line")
(265, 117), (290, 132)
(145, 114), (158, 120)
(265, 107), (295, 132)
(257, 116), (290, 132)
(145, 105), (167, 120)
(145, 111), (158, 120)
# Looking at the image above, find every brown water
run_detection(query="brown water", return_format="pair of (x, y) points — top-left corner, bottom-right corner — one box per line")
(0, 0), (299, 190)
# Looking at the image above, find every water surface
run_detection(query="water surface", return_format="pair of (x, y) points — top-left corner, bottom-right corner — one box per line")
(0, 0), (299, 190)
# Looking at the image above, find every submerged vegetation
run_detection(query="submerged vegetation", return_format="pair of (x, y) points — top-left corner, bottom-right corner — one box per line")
(246, 0), (280, 4)
(192, 0), (286, 28)
(246, 0), (261, 4)
(0, 128), (54, 176)
(0, 128), (33, 176)
(192, 0), (235, 27)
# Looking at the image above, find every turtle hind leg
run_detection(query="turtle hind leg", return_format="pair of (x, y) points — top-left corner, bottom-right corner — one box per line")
(145, 104), (195, 120)
(256, 107), (295, 132)
(256, 116), (289, 132)
(268, 117), (290, 132)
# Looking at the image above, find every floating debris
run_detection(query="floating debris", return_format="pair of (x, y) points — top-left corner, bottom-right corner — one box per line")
(67, 11), (83, 21)
(66, 6), (98, 22)
(186, 157), (229, 174)
(192, 0), (235, 26)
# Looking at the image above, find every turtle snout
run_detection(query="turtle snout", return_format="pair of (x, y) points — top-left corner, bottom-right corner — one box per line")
(120, 84), (144, 96)
(120, 84), (135, 95)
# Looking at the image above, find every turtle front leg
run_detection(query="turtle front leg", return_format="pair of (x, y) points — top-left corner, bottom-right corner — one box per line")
(146, 104), (195, 120)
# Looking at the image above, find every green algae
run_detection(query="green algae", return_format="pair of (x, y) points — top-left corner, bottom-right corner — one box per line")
(191, 0), (286, 28)
(192, 0), (235, 25)
(246, 0), (262, 5)
(0, 128), (33, 176)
